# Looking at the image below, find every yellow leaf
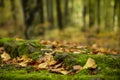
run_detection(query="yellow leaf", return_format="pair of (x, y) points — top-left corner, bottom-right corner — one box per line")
(73, 65), (82, 70)
(1, 52), (11, 61)
(50, 68), (68, 75)
(0, 47), (4, 54)
(38, 62), (48, 69)
(19, 55), (32, 62)
(15, 38), (24, 41)
(19, 62), (27, 67)
(83, 58), (97, 69)
(44, 53), (57, 66)
(54, 63), (62, 68)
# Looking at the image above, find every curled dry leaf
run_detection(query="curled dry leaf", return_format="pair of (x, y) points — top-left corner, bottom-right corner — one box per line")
(83, 58), (97, 69)
(1, 52), (11, 61)
(17, 55), (32, 67)
(20, 55), (32, 61)
(15, 38), (24, 41)
(72, 65), (83, 73)
(54, 62), (62, 68)
(73, 65), (82, 71)
(44, 53), (57, 66)
(19, 61), (27, 67)
(50, 68), (68, 75)
(0, 47), (4, 54)
(38, 62), (48, 69)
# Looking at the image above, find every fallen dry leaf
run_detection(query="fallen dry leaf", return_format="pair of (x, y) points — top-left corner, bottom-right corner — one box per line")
(38, 62), (48, 69)
(15, 38), (24, 41)
(1, 52), (11, 61)
(19, 61), (27, 67)
(72, 65), (83, 73)
(73, 65), (82, 70)
(19, 55), (32, 61)
(83, 58), (97, 69)
(44, 53), (57, 66)
(54, 63), (62, 68)
(50, 68), (68, 75)
(0, 47), (4, 54)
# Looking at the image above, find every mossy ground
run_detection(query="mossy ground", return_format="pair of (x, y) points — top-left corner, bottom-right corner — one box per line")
(0, 54), (120, 80)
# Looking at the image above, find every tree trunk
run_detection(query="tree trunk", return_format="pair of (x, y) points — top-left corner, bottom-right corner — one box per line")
(37, 0), (44, 23)
(22, 0), (36, 39)
(0, 0), (4, 7)
(56, 0), (63, 30)
(88, 0), (95, 28)
(82, 0), (87, 32)
(11, 0), (25, 37)
(0, 0), (4, 26)
(113, 0), (117, 28)
(96, 0), (100, 33)
(64, 0), (69, 25)
(46, 0), (54, 29)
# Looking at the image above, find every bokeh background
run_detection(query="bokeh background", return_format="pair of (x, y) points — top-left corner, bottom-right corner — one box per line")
(0, 0), (120, 51)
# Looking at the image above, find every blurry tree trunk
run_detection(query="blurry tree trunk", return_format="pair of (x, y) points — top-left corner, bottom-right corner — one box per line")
(64, 0), (69, 25)
(104, 0), (112, 31)
(0, 0), (4, 26)
(36, 0), (45, 36)
(46, 0), (54, 29)
(117, 1), (120, 29)
(11, 0), (25, 37)
(96, 0), (100, 33)
(70, 0), (74, 13)
(82, 0), (87, 32)
(113, 0), (117, 28)
(115, 0), (120, 50)
(37, 0), (44, 23)
(56, 0), (63, 30)
(118, 1), (120, 48)
(0, 0), (4, 7)
(3, 0), (13, 26)
(22, 0), (36, 39)
(88, 0), (95, 28)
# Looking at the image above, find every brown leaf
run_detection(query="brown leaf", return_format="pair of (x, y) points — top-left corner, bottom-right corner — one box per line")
(19, 61), (27, 67)
(72, 65), (83, 73)
(38, 62), (48, 69)
(54, 63), (62, 68)
(17, 55), (32, 67)
(18, 55), (32, 62)
(73, 65), (82, 70)
(15, 38), (24, 41)
(0, 47), (4, 54)
(50, 68), (68, 75)
(44, 53), (57, 66)
(83, 58), (97, 69)
(1, 52), (11, 61)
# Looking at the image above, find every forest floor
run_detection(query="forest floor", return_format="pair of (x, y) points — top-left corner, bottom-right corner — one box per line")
(0, 38), (120, 80)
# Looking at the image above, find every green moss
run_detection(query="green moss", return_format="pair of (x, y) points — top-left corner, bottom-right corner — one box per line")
(0, 38), (43, 57)
(0, 38), (14, 46)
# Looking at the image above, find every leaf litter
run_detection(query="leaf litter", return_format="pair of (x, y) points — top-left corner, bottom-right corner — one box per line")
(0, 39), (119, 75)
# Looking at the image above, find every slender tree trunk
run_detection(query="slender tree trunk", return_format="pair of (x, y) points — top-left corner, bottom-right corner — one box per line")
(113, 0), (117, 28)
(22, 0), (36, 39)
(37, 0), (44, 23)
(96, 0), (100, 33)
(11, 0), (25, 37)
(56, 0), (63, 30)
(46, 0), (54, 29)
(0, 0), (4, 26)
(88, 0), (95, 28)
(82, 1), (87, 32)
(36, 0), (45, 36)
(0, 0), (4, 7)
(64, 0), (69, 25)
